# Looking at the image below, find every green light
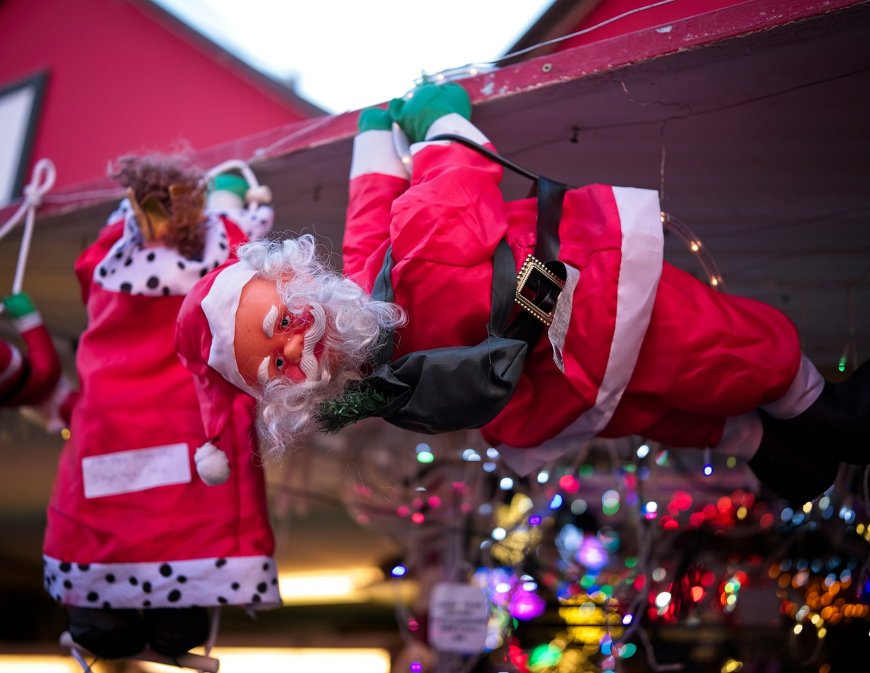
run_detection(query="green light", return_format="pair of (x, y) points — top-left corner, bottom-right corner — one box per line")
(528, 643), (562, 669)
(623, 464), (637, 473)
(416, 451), (434, 464)
(624, 556), (638, 568)
(580, 574), (596, 588)
(838, 356), (847, 373)
(618, 643), (637, 658)
(579, 464), (594, 477)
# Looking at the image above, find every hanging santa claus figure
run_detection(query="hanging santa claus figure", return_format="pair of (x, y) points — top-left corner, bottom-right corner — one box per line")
(1, 292), (65, 416)
(176, 82), (869, 508)
(44, 155), (281, 662)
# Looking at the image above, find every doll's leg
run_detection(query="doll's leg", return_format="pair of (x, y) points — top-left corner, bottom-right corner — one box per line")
(142, 607), (210, 658)
(639, 265), (870, 469)
(628, 263), (807, 417)
(617, 263), (867, 500)
(66, 607), (144, 658)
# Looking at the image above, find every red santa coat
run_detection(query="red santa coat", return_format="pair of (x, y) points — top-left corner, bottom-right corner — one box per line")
(43, 212), (281, 610)
(343, 116), (806, 454)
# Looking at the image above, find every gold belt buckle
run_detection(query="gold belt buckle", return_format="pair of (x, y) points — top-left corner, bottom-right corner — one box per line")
(515, 254), (565, 326)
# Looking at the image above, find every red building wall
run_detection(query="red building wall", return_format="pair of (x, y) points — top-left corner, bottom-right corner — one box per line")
(0, 0), (318, 191)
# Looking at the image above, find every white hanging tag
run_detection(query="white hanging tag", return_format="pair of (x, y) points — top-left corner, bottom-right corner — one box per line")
(428, 582), (489, 654)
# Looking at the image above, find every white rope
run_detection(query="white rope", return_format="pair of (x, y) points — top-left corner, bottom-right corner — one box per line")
(204, 159), (261, 189)
(0, 158), (56, 301)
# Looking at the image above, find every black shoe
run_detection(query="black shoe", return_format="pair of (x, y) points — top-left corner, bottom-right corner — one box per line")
(784, 359), (870, 464)
(142, 607), (210, 658)
(67, 607), (145, 659)
(748, 410), (840, 505)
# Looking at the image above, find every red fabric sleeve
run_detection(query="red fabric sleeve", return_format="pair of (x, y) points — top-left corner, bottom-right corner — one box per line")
(344, 173), (409, 289)
(7, 323), (61, 405)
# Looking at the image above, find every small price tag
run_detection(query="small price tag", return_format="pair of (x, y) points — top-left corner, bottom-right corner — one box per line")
(428, 582), (489, 653)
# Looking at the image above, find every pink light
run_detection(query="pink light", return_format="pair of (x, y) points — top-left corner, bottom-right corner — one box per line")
(559, 474), (580, 494)
(578, 536), (608, 570)
(509, 588), (546, 620)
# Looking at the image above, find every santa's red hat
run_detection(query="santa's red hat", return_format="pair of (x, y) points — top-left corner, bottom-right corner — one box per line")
(176, 260), (259, 485)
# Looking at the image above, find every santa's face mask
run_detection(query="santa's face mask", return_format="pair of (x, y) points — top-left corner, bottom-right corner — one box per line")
(232, 277), (322, 389)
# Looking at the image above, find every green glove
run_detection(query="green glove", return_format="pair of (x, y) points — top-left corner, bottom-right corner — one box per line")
(388, 82), (472, 144)
(209, 174), (248, 201)
(3, 292), (37, 319)
(357, 107), (392, 133)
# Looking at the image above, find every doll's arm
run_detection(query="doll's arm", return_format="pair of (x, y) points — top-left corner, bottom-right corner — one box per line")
(1, 292), (62, 406)
(388, 83), (509, 268)
(343, 108), (410, 289)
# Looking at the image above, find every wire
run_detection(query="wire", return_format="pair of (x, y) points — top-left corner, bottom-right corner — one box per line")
(425, 0), (679, 84)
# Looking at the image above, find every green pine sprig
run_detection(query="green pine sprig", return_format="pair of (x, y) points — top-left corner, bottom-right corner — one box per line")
(317, 383), (392, 433)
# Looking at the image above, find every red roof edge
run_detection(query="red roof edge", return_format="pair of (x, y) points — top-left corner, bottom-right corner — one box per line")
(9, 0), (861, 220)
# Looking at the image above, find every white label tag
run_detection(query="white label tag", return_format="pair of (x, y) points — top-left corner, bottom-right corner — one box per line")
(82, 443), (192, 498)
(548, 263), (580, 373)
(429, 583), (489, 653)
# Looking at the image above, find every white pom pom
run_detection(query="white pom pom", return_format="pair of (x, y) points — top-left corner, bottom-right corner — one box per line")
(245, 185), (272, 205)
(195, 442), (230, 485)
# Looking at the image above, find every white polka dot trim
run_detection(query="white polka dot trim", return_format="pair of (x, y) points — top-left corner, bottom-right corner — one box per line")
(44, 555), (281, 609)
(93, 214), (233, 297)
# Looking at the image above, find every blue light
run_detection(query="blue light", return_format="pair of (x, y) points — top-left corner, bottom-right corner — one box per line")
(549, 494), (563, 510)
(391, 564), (408, 577)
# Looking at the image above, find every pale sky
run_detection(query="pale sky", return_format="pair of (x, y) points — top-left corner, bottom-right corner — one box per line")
(154, 0), (554, 113)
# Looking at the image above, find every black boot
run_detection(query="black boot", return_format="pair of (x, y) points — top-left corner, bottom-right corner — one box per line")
(142, 607), (210, 658)
(748, 410), (840, 504)
(777, 359), (870, 464)
(748, 359), (870, 503)
(67, 607), (145, 659)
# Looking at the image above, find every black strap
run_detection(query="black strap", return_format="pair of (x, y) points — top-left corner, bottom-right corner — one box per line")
(532, 177), (567, 262)
(505, 176), (568, 346)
